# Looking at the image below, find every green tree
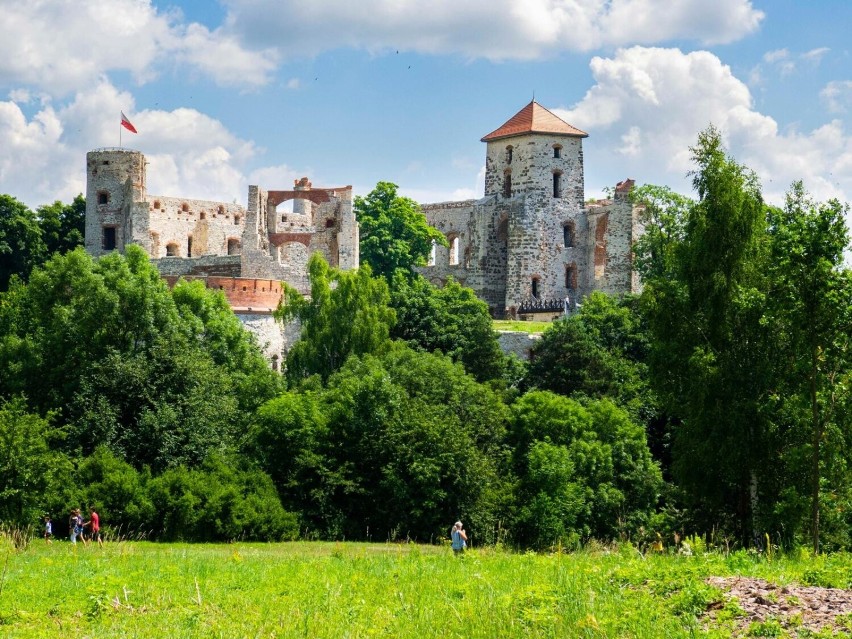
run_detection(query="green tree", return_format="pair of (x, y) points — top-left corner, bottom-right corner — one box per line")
(641, 127), (774, 541)
(277, 254), (396, 383)
(0, 245), (278, 470)
(251, 344), (511, 542)
(766, 182), (852, 552)
(0, 398), (71, 526)
(36, 194), (86, 257)
(354, 181), (447, 280)
(510, 391), (661, 548)
(390, 274), (505, 382)
(0, 194), (46, 290)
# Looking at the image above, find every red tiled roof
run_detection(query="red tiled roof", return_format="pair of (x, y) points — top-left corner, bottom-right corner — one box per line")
(481, 101), (588, 142)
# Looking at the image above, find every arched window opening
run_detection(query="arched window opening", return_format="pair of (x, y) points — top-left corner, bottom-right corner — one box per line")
(181, 202), (189, 212)
(448, 235), (459, 266)
(227, 238), (241, 255)
(153, 200), (161, 210)
(531, 277), (540, 300)
(166, 243), (179, 257)
(503, 171), (512, 199)
(563, 221), (575, 248)
(234, 215), (241, 225)
(463, 245), (471, 269)
(506, 145), (513, 164)
(428, 240), (436, 266)
(187, 236), (193, 258)
(553, 144), (562, 159)
(218, 205), (224, 215)
(565, 264), (577, 290)
(553, 171), (562, 198)
(271, 355), (279, 372)
(200, 211), (206, 220)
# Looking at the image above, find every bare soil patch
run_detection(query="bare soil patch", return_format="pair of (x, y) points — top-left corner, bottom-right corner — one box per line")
(705, 576), (852, 635)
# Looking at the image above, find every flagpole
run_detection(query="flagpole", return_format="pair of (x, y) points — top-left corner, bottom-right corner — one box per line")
(120, 119), (122, 148)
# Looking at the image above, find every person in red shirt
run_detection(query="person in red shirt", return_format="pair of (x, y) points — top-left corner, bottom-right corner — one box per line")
(86, 507), (103, 547)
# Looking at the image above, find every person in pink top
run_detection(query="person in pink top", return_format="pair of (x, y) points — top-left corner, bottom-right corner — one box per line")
(86, 507), (103, 547)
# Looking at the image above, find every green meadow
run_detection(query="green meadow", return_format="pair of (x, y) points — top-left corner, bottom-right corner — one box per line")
(2, 539), (851, 638)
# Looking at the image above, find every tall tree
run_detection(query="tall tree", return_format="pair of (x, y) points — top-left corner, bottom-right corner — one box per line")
(0, 194), (46, 290)
(640, 127), (774, 541)
(354, 181), (447, 281)
(277, 254), (396, 383)
(766, 182), (852, 553)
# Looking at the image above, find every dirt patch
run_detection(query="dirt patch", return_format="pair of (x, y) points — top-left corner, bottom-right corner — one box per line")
(705, 576), (852, 635)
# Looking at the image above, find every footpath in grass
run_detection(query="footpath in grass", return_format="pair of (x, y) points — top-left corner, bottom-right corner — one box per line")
(2, 540), (852, 638)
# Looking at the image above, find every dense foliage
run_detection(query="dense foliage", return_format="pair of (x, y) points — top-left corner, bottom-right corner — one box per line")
(390, 274), (506, 382)
(2, 133), (851, 552)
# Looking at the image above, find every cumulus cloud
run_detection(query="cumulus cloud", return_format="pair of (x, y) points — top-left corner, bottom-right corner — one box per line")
(0, 0), (276, 96)
(0, 81), (265, 208)
(555, 47), (851, 205)
(220, 0), (764, 60)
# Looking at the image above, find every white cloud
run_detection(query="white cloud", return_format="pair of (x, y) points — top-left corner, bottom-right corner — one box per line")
(802, 47), (830, 64)
(821, 81), (852, 113)
(286, 78), (301, 90)
(555, 47), (852, 206)
(0, 81), (266, 208)
(0, 0), (276, 96)
(220, 0), (764, 60)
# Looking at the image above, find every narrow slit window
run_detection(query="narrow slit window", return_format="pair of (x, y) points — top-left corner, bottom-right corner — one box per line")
(553, 172), (562, 198)
(187, 236), (193, 258)
(449, 236), (459, 265)
(503, 172), (512, 199)
(531, 277), (539, 299)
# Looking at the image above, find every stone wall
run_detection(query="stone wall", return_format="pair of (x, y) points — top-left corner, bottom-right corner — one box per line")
(146, 196), (245, 259)
(496, 331), (541, 361)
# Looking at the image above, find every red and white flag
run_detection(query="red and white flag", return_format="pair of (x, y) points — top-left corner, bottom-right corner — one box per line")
(120, 111), (138, 134)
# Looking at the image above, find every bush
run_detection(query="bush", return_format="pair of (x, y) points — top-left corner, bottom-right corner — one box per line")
(147, 456), (298, 541)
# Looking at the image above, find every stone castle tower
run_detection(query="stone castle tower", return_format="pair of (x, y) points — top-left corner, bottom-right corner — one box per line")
(85, 148), (149, 257)
(419, 100), (642, 317)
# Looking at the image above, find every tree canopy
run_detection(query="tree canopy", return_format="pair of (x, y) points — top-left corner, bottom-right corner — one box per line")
(354, 181), (447, 281)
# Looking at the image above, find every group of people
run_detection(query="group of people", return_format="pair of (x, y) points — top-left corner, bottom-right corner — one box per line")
(43, 507), (102, 546)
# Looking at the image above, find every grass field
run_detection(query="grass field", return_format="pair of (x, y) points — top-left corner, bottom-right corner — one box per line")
(493, 320), (552, 334)
(2, 539), (852, 638)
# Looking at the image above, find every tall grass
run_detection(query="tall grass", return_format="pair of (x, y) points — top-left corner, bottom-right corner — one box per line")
(1, 540), (849, 638)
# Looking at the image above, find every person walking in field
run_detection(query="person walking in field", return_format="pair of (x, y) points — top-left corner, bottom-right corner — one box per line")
(44, 516), (52, 544)
(451, 521), (467, 555)
(69, 509), (81, 544)
(85, 507), (103, 547)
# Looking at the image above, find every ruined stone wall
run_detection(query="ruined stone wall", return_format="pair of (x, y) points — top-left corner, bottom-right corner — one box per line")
(496, 331), (541, 361)
(585, 180), (639, 296)
(145, 196), (245, 259)
(154, 255), (241, 278)
(418, 197), (512, 314)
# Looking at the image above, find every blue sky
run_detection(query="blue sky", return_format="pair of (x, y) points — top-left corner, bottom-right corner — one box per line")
(1, 0), (850, 214)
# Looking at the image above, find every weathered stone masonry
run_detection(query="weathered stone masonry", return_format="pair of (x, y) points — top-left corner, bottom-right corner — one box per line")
(417, 101), (642, 319)
(85, 148), (356, 365)
(84, 100), (643, 365)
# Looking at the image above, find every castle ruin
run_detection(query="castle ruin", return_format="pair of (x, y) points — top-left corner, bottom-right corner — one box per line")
(84, 100), (642, 363)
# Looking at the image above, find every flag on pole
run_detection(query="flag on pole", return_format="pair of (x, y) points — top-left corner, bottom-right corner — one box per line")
(120, 111), (138, 134)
